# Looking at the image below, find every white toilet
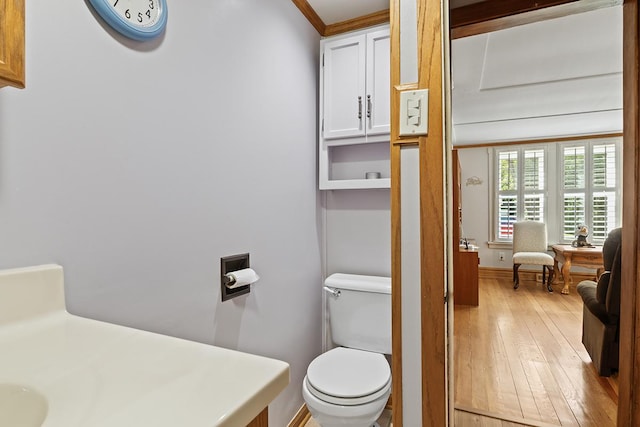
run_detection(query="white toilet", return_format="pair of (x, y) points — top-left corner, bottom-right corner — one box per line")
(302, 273), (391, 427)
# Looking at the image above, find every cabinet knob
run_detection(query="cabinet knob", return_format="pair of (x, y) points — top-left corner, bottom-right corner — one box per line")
(357, 96), (362, 120)
(366, 95), (372, 120)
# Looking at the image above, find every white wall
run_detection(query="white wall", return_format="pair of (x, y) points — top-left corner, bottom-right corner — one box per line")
(456, 148), (504, 266)
(324, 190), (391, 277)
(0, 1), (320, 424)
(399, 146), (422, 425)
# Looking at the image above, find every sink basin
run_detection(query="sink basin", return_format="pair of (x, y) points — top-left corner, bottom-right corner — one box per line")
(0, 384), (48, 427)
(0, 265), (290, 427)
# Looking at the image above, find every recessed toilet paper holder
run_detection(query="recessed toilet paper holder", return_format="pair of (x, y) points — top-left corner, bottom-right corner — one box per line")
(220, 253), (251, 302)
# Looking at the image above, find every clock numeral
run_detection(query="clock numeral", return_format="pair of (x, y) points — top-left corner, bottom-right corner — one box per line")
(116, 3), (155, 23)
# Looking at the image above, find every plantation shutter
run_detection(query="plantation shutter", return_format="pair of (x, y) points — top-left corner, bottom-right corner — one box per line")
(591, 144), (617, 241)
(523, 149), (545, 221)
(561, 143), (618, 243)
(562, 146), (586, 240)
(497, 151), (517, 239)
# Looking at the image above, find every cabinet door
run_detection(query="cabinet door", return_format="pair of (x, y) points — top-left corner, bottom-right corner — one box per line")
(322, 34), (366, 140)
(365, 29), (390, 136)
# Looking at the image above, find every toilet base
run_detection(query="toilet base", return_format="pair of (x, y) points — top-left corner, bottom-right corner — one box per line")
(302, 376), (390, 427)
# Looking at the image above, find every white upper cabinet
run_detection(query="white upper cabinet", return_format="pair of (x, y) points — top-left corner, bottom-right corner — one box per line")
(318, 25), (391, 190)
(365, 29), (391, 137)
(322, 34), (366, 140)
(321, 27), (390, 142)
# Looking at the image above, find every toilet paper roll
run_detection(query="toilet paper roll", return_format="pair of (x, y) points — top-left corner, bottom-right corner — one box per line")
(225, 268), (260, 289)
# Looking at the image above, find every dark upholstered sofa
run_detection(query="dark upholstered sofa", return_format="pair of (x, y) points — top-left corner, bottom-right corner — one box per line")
(576, 227), (622, 377)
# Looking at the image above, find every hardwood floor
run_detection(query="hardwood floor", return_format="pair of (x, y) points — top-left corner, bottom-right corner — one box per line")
(455, 408), (552, 426)
(303, 408), (392, 426)
(454, 276), (618, 426)
(301, 407), (558, 427)
(304, 408), (539, 426)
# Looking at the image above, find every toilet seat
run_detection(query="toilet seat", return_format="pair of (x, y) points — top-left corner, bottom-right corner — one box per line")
(306, 347), (391, 406)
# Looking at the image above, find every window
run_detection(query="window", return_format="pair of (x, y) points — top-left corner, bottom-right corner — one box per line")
(491, 137), (621, 245)
(561, 141), (618, 243)
(495, 147), (546, 240)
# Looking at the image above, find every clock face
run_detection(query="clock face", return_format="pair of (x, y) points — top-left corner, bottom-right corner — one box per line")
(111, 0), (161, 28)
(88, 0), (168, 41)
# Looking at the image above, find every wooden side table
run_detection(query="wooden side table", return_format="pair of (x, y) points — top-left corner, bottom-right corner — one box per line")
(551, 244), (604, 295)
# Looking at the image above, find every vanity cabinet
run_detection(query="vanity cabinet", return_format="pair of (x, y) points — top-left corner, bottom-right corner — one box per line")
(0, 0), (26, 89)
(319, 25), (390, 190)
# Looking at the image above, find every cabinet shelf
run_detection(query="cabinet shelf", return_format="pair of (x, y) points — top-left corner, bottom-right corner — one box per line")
(319, 141), (390, 190)
(320, 178), (391, 190)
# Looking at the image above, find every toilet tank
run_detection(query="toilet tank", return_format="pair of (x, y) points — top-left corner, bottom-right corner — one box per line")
(325, 273), (391, 354)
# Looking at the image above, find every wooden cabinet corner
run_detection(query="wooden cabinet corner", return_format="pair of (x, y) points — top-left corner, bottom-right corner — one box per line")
(0, 0), (26, 89)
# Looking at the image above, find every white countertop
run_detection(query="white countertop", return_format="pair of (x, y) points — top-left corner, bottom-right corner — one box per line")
(0, 265), (289, 427)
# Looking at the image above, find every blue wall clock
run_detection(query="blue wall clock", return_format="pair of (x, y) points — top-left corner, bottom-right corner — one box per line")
(88, 0), (168, 41)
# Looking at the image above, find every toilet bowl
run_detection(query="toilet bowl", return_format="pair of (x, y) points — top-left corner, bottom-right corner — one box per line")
(302, 273), (393, 426)
(302, 347), (391, 427)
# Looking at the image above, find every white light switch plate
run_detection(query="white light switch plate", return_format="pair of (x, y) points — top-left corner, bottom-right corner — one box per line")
(399, 89), (429, 136)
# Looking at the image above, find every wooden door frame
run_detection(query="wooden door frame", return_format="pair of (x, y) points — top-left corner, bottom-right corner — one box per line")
(618, 1), (640, 425)
(390, 0), (640, 425)
(390, 0), (448, 425)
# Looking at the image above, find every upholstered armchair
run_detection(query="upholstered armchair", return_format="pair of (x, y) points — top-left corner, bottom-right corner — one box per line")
(576, 227), (622, 376)
(512, 221), (555, 292)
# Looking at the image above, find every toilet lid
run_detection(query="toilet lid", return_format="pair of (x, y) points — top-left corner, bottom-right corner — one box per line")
(306, 347), (391, 400)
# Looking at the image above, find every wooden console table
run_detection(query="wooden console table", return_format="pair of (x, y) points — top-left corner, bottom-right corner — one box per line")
(551, 244), (604, 295)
